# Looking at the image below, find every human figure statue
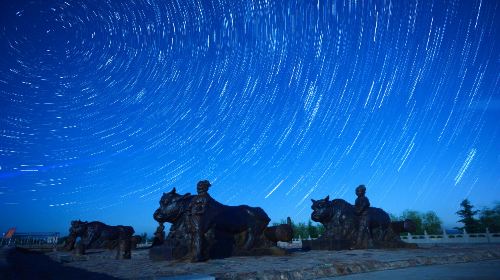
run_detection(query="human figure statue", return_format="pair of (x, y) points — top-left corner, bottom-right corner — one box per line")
(188, 180), (213, 261)
(354, 184), (372, 248)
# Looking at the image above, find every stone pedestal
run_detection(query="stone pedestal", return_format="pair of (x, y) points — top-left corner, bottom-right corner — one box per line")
(302, 239), (351, 250)
(149, 244), (190, 261)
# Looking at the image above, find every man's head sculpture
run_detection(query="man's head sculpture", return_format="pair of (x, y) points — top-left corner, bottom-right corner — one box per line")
(311, 195), (332, 223)
(153, 187), (192, 224)
(196, 180), (211, 195)
(355, 184), (366, 196)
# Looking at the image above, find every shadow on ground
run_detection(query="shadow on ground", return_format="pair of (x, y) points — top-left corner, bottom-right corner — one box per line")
(0, 247), (118, 280)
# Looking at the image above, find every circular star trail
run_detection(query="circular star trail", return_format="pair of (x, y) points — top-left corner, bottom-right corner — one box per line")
(0, 0), (499, 233)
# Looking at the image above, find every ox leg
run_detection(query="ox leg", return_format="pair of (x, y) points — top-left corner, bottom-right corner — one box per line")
(75, 238), (86, 255)
(244, 221), (266, 250)
(116, 238), (131, 259)
(115, 239), (122, 259)
(193, 232), (202, 261)
(192, 226), (208, 262)
(63, 235), (76, 251)
(116, 229), (132, 260)
(243, 230), (255, 250)
(122, 234), (132, 259)
(190, 232), (204, 261)
(190, 216), (208, 262)
(77, 232), (96, 255)
(76, 242), (85, 255)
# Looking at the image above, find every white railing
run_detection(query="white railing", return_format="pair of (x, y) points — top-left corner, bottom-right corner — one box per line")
(401, 228), (500, 244)
(277, 236), (311, 249)
(277, 240), (303, 249)
(136, 242), (153, 248)
(276, 228), (500, 248)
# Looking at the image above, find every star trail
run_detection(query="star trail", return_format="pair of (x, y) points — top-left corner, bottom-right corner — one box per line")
(0, 0), (499, 234)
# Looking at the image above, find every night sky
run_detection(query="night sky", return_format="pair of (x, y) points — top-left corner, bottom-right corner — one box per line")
(1, 0), (499, 236)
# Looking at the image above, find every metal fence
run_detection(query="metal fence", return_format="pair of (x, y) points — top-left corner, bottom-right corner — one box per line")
(1, 232), (60, 249)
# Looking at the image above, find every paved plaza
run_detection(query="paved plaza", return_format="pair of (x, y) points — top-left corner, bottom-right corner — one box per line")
(1, 244), (500, 279)
(319, 259), (500, 280)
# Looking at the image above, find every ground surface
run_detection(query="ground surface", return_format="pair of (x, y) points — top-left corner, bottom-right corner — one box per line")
(1, 244), (500, 279)
(318, 259), (500, 280)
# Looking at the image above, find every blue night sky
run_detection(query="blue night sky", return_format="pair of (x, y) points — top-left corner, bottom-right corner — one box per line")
(1, 0), (499, 236)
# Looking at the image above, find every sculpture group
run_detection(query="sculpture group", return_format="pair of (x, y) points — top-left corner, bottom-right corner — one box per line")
(63, 181), (415, 261)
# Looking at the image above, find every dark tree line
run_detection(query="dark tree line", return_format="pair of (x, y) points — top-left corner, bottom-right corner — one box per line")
(273, 219), (325, 239)
(455, 199), (500, 233)
(390, 210), (443, 235)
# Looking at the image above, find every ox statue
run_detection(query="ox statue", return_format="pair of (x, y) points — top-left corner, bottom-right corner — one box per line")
(63, 220), (135, 259)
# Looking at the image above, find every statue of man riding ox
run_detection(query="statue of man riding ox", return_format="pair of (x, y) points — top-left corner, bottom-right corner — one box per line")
(153, 185), (292, 262)
(307, 195), (416, 250)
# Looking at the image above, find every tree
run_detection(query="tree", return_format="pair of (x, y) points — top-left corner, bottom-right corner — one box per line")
(306, 220), (325, 238)
(422, 211), (442, 234)
(389, 213), (399, 222)
(294, 222), (308, 239)
(317, 223), (325, 237)
(478, 202), (500, 232)
(275, 218), (325, 239)
(456, 199), (481, 233)
(140, 232), (148, 244)
(307, 220), (319, 238)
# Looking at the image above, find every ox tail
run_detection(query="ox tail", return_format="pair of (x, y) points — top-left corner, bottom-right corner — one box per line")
(390, 219), (417, 234)
(263, 217), (294, 243)
(402, 219), (417, 233)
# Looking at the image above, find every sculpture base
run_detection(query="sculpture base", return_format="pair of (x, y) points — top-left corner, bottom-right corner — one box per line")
(149, 244), (288, 261)
(372, 240), (418, 249)
(302, 238), (418, 251)
(233, 246), (289, 257)
(301, 239), (351, 251)
(149, 244), (189, 261)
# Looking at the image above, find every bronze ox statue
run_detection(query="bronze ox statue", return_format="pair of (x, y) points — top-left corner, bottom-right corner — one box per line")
(152, 181), (292, 262)
(63, 220), (135, 259)
(304, 194), (416, 250)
